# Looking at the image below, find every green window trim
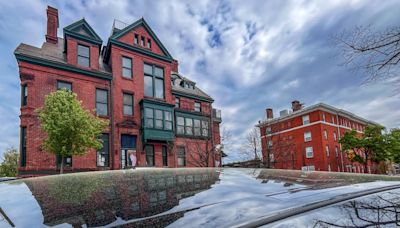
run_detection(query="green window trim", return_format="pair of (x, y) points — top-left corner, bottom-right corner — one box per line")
(175, 114), (210, 137)
(96, 89), (109, 116)
(123, 93), (134, 116)
(194, 101), (201, 112)
(144, 107), (173, 131)
(122, 56), (133, 78)
(57, 80), (72, 91)
(143, 63), (164, 99)
(77, 44), (90, 67)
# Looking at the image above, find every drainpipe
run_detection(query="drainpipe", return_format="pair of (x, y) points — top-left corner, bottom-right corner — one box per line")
(109, 79), (115, 170)
(336, 112), (344, 172)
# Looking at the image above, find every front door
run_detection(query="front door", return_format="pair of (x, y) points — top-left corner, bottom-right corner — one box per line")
(120, 134), (137, 169)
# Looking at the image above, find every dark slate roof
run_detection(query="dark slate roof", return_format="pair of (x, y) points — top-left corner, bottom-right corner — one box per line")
(15, 38), (111, 73)
(171, 72), (213, 102)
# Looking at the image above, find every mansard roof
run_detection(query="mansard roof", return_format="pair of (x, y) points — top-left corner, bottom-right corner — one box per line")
(171, 72), (214, 102)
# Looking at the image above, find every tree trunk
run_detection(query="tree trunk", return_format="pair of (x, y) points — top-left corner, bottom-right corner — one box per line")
(364, 152), (369, 174)
(60, 155), (64, 174)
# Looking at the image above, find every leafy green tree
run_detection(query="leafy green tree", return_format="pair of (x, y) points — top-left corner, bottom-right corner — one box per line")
(388, 129), (400, 164)
(0, 147), (19, 177)
(339, 125), (387, 173)
(37, 89), (108, 174)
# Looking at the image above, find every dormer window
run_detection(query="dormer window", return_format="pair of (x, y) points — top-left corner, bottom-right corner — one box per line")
(147, 39), (151, 48)
(195, 102), (201, 112)
(77, 44), (90, 67)
(134, 34), (139, 45)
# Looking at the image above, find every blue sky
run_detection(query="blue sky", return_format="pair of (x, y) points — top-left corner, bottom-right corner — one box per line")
(0, 0), (399, 162)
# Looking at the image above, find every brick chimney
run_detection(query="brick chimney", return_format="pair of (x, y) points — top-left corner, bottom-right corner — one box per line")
(266, 108), (273, 119)
(45, 6), (59, 44)
(291, 100), (303, 112)
(172, 59), (179, 73)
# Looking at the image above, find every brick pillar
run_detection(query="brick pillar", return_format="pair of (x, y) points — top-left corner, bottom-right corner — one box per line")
(172, 59), (179, 73)
(45, 6), (59, 44)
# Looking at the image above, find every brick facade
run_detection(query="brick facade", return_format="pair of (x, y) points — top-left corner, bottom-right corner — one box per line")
(258, 102), (377, 174)
(15, 6), (222, 176)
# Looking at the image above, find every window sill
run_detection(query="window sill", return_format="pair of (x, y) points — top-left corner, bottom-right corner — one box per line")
(97, 115), (110, 119)
(121, 76), (134, 81)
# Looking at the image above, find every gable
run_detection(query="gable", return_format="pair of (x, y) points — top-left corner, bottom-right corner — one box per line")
(110, 18), (172, 60)
(63, 19), (102, 46)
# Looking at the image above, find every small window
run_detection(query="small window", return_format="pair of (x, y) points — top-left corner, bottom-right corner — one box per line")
(177, 117), (185, 134)
(266, 127), (272, 134)
(195, 102), (201, 112)
(97, 134), (109, 167)
(141, 36), (145, 46)
(324, 130), (328, 140)
(335, 146), (339, 157)
(77, 44), (90, 67)
(145, 145), (154, 166)
(194, 119), (201, 136)
(122, 57), (132, 78)
(175, 97), (180, 108)
(57, 81), (72, 91)
(134, 34), (139, 44)
(202, 120), (209, 137)
(57, 155), (72, 167)
(306, 147), (313, 158)
(145, 108), (154, 128)
(162, 146), (168, 166)
(123, 93), (133, 116)
(21, 85), (27, 106)
(155, 109), (163, 129)
(177, 147), (186, 167)
(325, 145), (330, 157)
(333, 131), (337, 141)
(302, 115), (310, 125)
(304, 131), (312, 142)
(20, 127), (27, 167)
(322, 113), (326, 122)
(185, 118), (193, 135)
(331, 116), (335, 124)
(268, 140), (273, 148)
(96, 89), (108, 116)
(147, 39), (151, 48)
(164, 111), (172, 130)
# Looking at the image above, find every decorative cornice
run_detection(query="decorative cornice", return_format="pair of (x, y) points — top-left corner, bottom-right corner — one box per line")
(172, 90), (214, 102)
(15, 53), (112, 80)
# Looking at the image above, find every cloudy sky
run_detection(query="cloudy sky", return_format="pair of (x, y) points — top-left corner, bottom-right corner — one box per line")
(0, 0), (399, 162)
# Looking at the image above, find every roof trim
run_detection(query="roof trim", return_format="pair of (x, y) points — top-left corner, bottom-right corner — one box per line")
(110, 18), (172, 59)
(110, 39), (173, 63)
(172, 90), (214, 102)
(257, 103), (380, 127)
(63, 18), (102, 44)
(15, 53), (112, 80)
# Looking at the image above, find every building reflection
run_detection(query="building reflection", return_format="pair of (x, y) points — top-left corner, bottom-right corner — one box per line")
(24, 169), (220, 227)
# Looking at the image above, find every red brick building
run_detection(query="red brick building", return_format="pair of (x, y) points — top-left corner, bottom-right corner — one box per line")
(257, 101), (379, 174)
(15, 6), (223, 176)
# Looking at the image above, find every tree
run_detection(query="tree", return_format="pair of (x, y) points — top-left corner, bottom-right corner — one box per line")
(184, 138), (214, 167)
(339, 125), (388, 173)
(387, 128), (400, 164)
(240, 127), (262, 161)
(37, 89), (108, 174)
(335, 26), (400, 87)
(0, 147), (19, 177)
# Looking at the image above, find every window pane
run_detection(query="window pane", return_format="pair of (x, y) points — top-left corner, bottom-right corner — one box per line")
(194, 119), (201, 127)
(96, 103), (108, 116)
(57, 81), (72, 91)
(122, 57), (132, 68)
(185, 118), (193, 135)
(177, 126), (184, 134)
(165, 121), (172, 130)
(155, 78), (164, 99)
(146, 118), (154, 128)
(177, 117), (184, 125)
(96, 89), (108, 103)
(123, 94), (133, 105)
(122, 68), (132, 78)
(165, 112), (172, 121)
(145, 108), (153, 118)
(144, 75), (153, 97)
(154, 67), (164, 78)
(78, 56), (89, 67)
(145, 145), (154, 166)
(123, 105), (133, 115)
(144, 64), (153, 75)
(155, 110), (163, 119)
(156, 120), (163, 129)
(78, 45), (89, 57)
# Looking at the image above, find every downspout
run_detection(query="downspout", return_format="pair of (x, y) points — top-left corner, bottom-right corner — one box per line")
(336, 112), (344, 172)
(109, 78), (115, 170)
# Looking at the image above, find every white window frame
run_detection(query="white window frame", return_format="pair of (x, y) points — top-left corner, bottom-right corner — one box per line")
(302, 115), (310, 125)
(333, 132), (337, 141)
(306, 147), (313, 158)
(325, 145), (330, 156)
(324, 130), (328, 140)
(304, 131), (312, 142)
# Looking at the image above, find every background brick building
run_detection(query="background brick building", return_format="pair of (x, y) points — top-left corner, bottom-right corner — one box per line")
(15, 6), (223, 176)
(257, 100), (379, 173)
